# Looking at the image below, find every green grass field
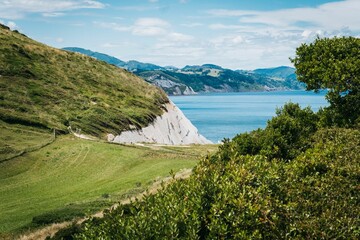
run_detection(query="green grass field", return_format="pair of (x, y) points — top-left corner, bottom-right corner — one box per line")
(0, 121), (54, 161)
(0, 126), (216, 236)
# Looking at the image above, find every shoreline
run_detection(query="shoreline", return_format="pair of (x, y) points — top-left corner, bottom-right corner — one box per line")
(168, 89), (318, 97)
(108, 101), (212, 145)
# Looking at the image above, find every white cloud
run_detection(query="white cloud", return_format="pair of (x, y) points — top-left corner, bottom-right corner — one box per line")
(99, 42), (137, 51)
(95, 18), (194, 41)
(94, 18), (170, 36)
(42, 12), (65, 17)
(101, 43), (120, 48)
(7, 21), (17, 30)
(166, 32), (194, 41)
(116, 5), (162, 11)
(132, 26), (167, 36)
(200, 0), (360, 69)
(181, 22), (203, 28)
(208, 0), (360, 31)
(0, 0), (105, 19)
(0, 20), (18, 30)
(134, 18), (169, 28)
(207, 9), (258, 17)
(210, 35), (247, 48)
(55, 37), (64, 43)
(93, 21), (130, 32)
(209, 24), (244, 30)
(132, 18), (170, 36)
(301, 30), (313, 39)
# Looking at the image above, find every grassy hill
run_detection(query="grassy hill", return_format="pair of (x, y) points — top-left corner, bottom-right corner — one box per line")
(0, 24), (168, 138)
(0, 24), (219, 238)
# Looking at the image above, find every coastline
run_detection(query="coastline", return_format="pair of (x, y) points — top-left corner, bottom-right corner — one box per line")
(108, 101), (212, 145)
(170, 90), (329, 143)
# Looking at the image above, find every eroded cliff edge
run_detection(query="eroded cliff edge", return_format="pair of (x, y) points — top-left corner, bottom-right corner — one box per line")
(107, 101), (212, 145)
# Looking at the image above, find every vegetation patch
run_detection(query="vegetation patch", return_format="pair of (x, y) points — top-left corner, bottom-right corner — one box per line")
(73, 127), (360, 239)
(0, 121), (54, 161)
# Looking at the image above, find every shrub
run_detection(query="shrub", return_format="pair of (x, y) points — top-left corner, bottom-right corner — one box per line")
(75, 129), (359, 239)
(230, 102), (318, 161)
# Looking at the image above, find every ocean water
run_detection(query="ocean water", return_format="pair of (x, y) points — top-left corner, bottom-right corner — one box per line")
(170, 91), (328, 143)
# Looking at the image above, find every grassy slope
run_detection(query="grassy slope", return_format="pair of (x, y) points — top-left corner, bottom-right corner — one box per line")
(0, 125), (216, 234)
(0, 24), (218, 236)
(0, 121), (54, 161)
(0, 25), (168, 138)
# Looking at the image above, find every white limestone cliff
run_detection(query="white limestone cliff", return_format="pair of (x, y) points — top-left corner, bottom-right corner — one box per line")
(108, 101), (212, 145)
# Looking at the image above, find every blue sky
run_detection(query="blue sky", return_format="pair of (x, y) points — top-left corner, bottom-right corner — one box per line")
(1, 0), (359, 69)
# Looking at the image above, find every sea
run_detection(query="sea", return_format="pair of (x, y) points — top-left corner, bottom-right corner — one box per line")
(170, 90), (329, 143)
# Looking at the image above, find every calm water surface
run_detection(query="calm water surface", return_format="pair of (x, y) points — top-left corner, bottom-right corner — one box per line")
(170, 91), (328, 143)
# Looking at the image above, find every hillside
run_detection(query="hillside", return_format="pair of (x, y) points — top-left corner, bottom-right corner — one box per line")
(0, 24), (168, 139)
(253, 66), (296, 79)
(0, 24), (216, 237)
(62, 47), (164, 71)
(63, 47), (305, 95)
(62, 47), (126, 67)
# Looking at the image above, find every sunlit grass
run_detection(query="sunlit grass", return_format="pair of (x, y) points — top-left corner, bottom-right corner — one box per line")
(0, 132), (217, 235)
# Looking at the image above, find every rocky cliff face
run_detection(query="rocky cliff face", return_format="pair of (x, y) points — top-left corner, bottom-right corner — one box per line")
(107, 101), (211, 145)
(145, 74), (196, 95)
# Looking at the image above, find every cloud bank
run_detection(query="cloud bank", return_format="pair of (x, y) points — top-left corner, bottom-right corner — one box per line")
(0, 0), (105, 19)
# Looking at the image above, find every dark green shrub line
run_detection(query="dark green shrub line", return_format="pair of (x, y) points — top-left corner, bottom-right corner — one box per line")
(70, 128), (358, 240)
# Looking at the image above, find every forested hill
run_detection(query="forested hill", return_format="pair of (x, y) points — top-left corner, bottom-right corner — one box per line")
(63, 47), (304, 95)
(0, 24), (168, 138)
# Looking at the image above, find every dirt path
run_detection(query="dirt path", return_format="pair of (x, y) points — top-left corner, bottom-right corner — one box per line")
(17, 168), (192, 240)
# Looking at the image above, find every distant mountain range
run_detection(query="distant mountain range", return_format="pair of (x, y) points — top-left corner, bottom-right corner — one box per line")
(63, 47), (304, 95)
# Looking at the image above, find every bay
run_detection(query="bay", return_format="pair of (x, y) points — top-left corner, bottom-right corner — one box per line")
(170, 90), (328, 143)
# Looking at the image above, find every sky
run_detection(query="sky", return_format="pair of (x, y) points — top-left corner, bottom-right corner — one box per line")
(1, 0), (360, 70)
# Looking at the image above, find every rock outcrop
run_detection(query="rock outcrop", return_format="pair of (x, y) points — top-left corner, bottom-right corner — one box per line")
(108, 101), (211, 145)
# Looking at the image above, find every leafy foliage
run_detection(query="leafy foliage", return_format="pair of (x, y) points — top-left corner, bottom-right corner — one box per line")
(291, 36), (360, 127)
(229, 102), (319, 161)
(74, 128), (359, 239)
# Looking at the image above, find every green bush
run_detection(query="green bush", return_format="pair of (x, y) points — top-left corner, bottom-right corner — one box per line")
(230, 102), (318, 161)
(47, 223), (83, 240)
(75, 128), (359, 239)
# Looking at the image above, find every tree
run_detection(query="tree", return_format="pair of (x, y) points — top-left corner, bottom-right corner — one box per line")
(291, 36), (360, 127)
(231, 103), (318, 161)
